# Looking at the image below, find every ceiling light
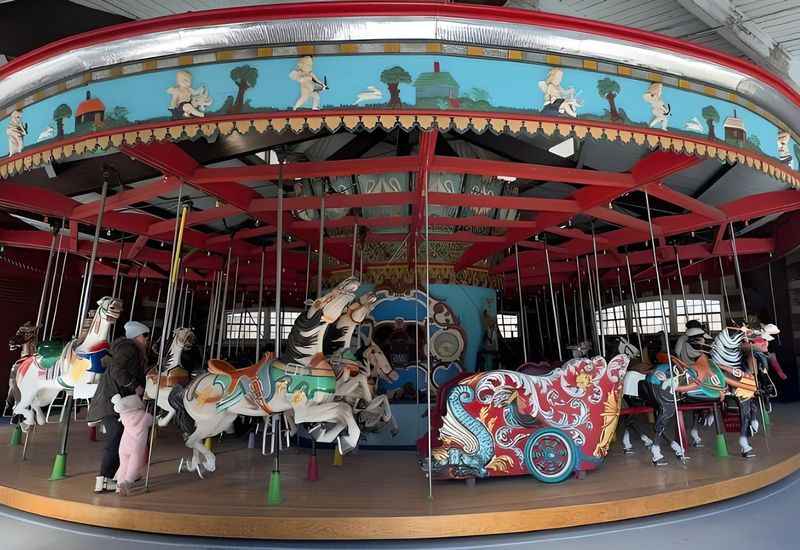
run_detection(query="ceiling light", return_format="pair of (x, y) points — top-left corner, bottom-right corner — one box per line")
(497, 175), (517, 182)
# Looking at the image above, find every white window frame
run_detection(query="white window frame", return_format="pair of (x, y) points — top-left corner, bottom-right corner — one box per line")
(496, 313), (519, 338)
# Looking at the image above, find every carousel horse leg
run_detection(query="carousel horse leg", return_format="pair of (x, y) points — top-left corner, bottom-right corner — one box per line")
(688, 411), (704, 448)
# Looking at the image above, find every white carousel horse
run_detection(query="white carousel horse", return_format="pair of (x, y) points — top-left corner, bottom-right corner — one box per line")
(170, 277), (363, 476)
(5, 321), (39, 415)
(12, 296), (123, 431)
(144, 327), (195, 427)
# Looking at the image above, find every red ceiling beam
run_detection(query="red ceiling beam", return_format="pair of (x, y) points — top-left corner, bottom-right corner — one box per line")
(429, 156), (635, 187)
(430, 192), (579, 213)
(71, 177), (180, 221)
(0, 182), (74, 218)
(646, 182), (726, 221)
(585, 206), (661, 235)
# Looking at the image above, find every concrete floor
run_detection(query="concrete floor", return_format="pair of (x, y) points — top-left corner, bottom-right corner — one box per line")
(2, 468), (798, 550)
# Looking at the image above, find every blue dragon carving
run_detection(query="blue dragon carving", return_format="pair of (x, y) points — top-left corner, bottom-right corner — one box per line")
(432, 385), (495, 477)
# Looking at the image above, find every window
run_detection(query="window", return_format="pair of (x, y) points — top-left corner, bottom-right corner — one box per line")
(269, 310), (301, 341)
(676, 298), (723, 332)
(496, 313), (519, 338)
(633, 300), (670, 334)
(225, 311), (264, 341)
(595, 304), (627, 336)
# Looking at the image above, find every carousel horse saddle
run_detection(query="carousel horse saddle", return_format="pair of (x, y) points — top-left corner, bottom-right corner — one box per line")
(36, 340), (64, 370)
(208, 356), (271, 399)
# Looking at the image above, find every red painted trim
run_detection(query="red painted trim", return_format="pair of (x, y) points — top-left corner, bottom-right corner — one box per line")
(1, 2), (798, 109)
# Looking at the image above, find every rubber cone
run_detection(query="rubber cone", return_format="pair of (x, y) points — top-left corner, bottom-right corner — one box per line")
(333, 446), (343, 466)
(204, 437), (213, 450)
(9, 425), (21, 446)
(267, 470), (282, 505)
(88, 425), (97, 442)
(248, 431), (256, 449)
(49, 453), (67, 480)
(307, 453), (319, 481)
(714, 434), (729, 458)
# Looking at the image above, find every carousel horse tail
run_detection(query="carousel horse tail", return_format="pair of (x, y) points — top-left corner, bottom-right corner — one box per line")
(168, 385), (195, 438)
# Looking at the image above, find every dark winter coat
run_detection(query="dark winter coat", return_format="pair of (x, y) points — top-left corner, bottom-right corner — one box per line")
(88, 338), (147, 422)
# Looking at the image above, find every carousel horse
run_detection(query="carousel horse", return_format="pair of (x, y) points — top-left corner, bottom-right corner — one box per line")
(6, 321), (40, 414)
(170, 277), (363, 476)
(12, 296), (123, 431)
(621, 327), (760, 464)
(144, 327), (196, 427)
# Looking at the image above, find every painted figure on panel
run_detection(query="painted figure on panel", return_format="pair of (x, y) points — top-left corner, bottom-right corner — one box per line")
(777, 131), (793, 165)
(643, 83), (671, 130)
(167, 70), (213, 118)
(290, 56), (327, 110)
(538, 68), (581, 117)
(6, 110), (26, 156)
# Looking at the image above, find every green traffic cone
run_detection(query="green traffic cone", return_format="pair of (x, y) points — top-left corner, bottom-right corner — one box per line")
(49, 453), (67, 480)
(762, 410), (771, 431)
(714, 434), (729, 458)
(9, 425), (21, 446)
(267, 470), (282, 505)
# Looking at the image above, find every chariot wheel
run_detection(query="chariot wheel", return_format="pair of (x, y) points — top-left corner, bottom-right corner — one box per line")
(523, 428), (577, 483)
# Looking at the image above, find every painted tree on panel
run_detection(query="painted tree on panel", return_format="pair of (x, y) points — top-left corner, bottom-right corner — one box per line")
(53, 104), (72, 138)
(702, 105), (720, 140)
(380, 66), (412, 108)
(230, 65), (259, 114)
(597, 78), (621, 121)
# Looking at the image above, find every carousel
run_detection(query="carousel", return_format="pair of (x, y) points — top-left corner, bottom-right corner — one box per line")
(0, 0), (799, 541)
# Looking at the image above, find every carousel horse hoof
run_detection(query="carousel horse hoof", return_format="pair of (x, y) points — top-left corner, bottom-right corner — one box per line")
(195, 464), (205, 479)
(691, 442), (704, 448)
(741, 450), (757, 459)
(623, 448), (635, 455)
(652, 459), (668, 467)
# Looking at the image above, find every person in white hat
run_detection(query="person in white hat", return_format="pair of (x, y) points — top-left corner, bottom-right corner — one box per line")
(89, 320), (150, 493)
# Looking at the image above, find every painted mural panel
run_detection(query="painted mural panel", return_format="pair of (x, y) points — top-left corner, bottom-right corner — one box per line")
(1, 53), (798, 169)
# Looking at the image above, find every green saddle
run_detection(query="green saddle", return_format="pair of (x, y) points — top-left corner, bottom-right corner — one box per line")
(37, 340), (64, 370)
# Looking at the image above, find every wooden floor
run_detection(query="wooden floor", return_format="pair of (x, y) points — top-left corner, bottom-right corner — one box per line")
(1, 405), (800, 540)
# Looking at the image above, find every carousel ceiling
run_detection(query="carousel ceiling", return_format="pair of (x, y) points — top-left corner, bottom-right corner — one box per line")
(0, 2), (799, 297)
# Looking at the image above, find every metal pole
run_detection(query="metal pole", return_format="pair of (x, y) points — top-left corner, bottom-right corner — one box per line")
(317, 194), (325, 298)
(591, 226), (605, 357)
(49, 245), (69, 340)
(129, 275), (140, 321)
(188, 289), (194, 329)
(228, 258), (240, 358)
(150, 287), (162, 341)
(423, 143), (433, 501)
(77, 180), (109, 330)
(576, 256), (587, 342)
(275, 168), (284, 357)
(216, 248), (232, 358)
(585, 256), (599, 353)
(257, 249), (265, 361)
(203, 272), (219, 366)
(35, 228), (58, 333)
(718, 256), (733, 322)
(43, 231), (63, 338)
(699, 271), (710, 328)
(767, 261), (781, 345)
(110, 247), (122, 299)
(534, 294), (544, 354)
(351, 223), (358, 277)
(675, 248), (689, 330)
(74, 261), (89, 337)
(146, 200), (189, 490)
(572, 287), (579, 345)
(644, 190), (685, 458)
(304, 246), (311, 304)
(513, 244), (528, 363)
(544, 243), (562, 362)
(729, 221), (767, 429)
(625, 255), (644, 353)
(561, 283), (571, 345)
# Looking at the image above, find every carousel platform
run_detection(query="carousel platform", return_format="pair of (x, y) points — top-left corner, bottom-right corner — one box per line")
(0, 404), (799, 541)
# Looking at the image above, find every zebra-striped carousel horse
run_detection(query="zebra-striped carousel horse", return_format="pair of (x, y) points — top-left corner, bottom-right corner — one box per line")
(144, 327), (196, 427)
(621, 326), (761, 465)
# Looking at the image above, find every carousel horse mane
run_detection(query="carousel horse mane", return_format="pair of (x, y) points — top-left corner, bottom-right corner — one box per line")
(711, 328), (745, 368)
(282, 306), (326, 365)
(322, 321), (347, 357)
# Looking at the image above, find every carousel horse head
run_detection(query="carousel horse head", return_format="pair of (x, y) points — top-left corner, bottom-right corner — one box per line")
(309, 277), (361, 323)
(349, 292), (378, 325)
(617, 337), (639, 359)
(9, 322), (38, 351)
(363, 341), (398, 382)
(172, 327), (196, 350)
(96, 296), (124, 323)
(568, 341), (592, 359)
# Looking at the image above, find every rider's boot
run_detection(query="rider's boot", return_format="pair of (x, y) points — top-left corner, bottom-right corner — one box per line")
(739, 436), (756, 458)
(94, 476), (117, 493)
(650, 444), (668, 466)
(622, 430), (635, 454)
(641, 434), (654, 448)
(671, 440), (690, 460)
(690, 427), (703, 448)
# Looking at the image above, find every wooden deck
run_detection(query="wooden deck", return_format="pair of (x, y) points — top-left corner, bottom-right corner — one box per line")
(0, 403), (799, 540)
